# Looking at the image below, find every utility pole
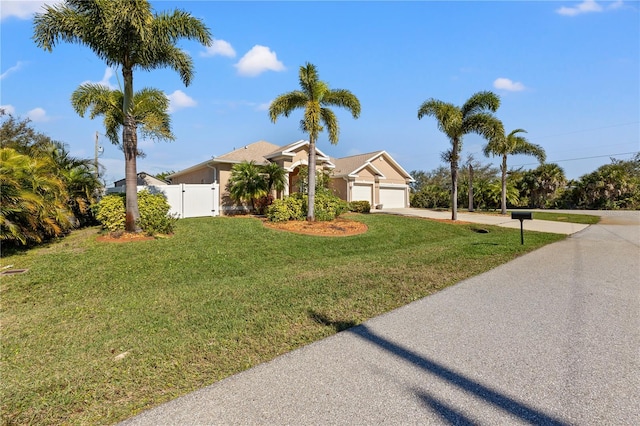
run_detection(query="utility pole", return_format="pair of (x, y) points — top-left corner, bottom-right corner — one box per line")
(94, 131), (99, 178)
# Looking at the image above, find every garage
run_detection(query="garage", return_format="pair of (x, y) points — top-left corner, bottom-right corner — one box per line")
(352, 183), (373, 204)
(379, 186), (407, 208)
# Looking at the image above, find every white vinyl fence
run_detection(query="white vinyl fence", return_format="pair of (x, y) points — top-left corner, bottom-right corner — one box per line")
(106, 184), (220, 218)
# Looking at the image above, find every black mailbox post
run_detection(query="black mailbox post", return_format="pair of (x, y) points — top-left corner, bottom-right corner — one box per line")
(511, 211), (533, 244)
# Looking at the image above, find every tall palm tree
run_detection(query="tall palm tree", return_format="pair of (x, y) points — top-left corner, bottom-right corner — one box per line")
(418, 91), (503, 220)
(34, 0), (212, 231)
(483, 128), (546, 214)
(269, 63), (360, 221)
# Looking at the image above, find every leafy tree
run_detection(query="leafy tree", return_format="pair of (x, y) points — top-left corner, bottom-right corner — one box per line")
(1, 113), (101, 244)
(519, 163), (567, 208)
(564, 154), (640, 209)
(418, 91), (503, 220)
(34, 0), (212, 231)
(483, 128), (546, 214)
(269, 63), (360, 221)
(155, 170), (176, 183)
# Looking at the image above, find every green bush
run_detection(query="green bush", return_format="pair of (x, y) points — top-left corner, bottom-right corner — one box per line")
(95, 193), (126, 232)
(349, 200), (371, 213)
(265, 194), (305, 222)
(314, 191), (349, 221)
(137, 190), (178, 235)
(95, 190), (177, 235)
(266, 192), (348, 222)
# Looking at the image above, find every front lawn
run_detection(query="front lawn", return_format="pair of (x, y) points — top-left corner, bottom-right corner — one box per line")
(0, 214), (564, 424)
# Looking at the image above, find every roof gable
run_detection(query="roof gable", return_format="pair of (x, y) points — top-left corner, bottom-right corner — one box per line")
(331, 151), (414, 181)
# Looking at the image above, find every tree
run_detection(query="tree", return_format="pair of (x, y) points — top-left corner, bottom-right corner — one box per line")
(269, 63), (360, 221)
(71, 83), (174, 163)
(483, 128), (546, 214)
(262, 162), (287, 194)
(228, 161), (268, 212)
(1, 112), (101, 244)
(34, 0), (212, 232)
(418, 91), (503, 220)
(520, 163), (567, 208)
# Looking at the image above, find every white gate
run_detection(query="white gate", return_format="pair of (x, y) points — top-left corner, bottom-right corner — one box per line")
(106, 184), (219, 218)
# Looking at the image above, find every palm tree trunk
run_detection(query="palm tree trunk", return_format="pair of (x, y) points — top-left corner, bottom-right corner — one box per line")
(501, 155), (507, 215)
(468, 163), (474, 212)
(451, 141), (459, 221)
(307, 137), (316, 221)
(122, 65), (140, 232)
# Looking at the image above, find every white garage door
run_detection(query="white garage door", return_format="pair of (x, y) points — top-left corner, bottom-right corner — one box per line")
(380, 187), (406, 208)
(352, 183), (373, 204)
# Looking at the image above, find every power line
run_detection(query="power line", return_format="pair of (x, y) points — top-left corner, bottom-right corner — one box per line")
(511, 151), (639, 167)
(532, 121), (639, 140)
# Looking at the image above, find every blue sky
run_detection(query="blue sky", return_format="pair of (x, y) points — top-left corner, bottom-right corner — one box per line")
(1, 0), (638, 185)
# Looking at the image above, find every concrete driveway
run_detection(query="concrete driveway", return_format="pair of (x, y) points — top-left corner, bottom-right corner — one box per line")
(121, 210), (639, 425)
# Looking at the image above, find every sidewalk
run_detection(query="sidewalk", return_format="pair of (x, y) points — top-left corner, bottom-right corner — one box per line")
(373, 208), (590, 235)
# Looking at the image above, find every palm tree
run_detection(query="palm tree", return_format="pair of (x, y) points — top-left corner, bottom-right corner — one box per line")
(269, 63), (360, 221)
(483, 128), (546, 214)
(34, 0), (212, 231)
(228, 161), (268, 212)
(261, 162), (287, 194)
(418, 91), (503, 220)
(71, 83), (174, 156)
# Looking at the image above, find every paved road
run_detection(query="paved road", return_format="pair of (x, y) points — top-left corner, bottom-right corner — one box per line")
(121, 211), (639, 425)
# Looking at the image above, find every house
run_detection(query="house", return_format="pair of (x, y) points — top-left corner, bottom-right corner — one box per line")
(168, 140), (413, 214)
(114, 172), (168, 187)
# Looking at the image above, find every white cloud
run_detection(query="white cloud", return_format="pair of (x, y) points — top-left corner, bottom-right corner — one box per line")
(166, 90), (197, 113)
(1, 105), (16, 115)
(256, 102), (271, 111)
(607, 0), (624, 10)
(0, 0), (63, 21)
(81, 67), (118, 89)
(493, 77), (526, 92)
(556, 0), (603, 16)
(235, 45), (285, 77)
(200, 39), (236, 58)
(27, 107), (50, 122)
(1, 61), (26, 80)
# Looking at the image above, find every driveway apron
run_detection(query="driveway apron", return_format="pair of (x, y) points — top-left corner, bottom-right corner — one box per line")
(122, 212), (639, 425)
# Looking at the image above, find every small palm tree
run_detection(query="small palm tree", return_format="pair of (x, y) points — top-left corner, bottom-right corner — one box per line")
(269, 63), (360, 221)
(34, 0), (212, 231)
(261, 162), (287, 194)
(228, 161), (268, 212)
(483, 128), (546, 214)
(418, 91), (503, 220)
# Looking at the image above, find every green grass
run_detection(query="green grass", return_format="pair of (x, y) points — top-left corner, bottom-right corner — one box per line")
(526, 211), (600, 224)
(1, 214), (564, 425)
(469, 209), (601, 225)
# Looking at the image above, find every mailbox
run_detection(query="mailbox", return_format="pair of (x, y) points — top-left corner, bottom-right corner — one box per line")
(511, 211), (532, 244)
(511, 211), (532, 220)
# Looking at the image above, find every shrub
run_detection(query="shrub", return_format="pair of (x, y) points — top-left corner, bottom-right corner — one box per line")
(137, 190), (177, 235)
(266, 195), (305, 222)
(254, 194), (275, 215)
(349, 200), (371, 213)
(266, 191), (348, 222)
(314, 191), (349, 221)
(95, 190), (177, 235)
(95, 193), (126, 232)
